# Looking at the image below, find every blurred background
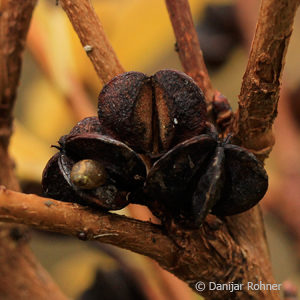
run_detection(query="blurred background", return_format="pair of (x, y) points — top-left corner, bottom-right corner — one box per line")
(10, 0), (300, 299)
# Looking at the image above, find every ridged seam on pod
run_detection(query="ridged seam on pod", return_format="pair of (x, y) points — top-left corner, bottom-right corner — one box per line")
(98, 70), (207, 155)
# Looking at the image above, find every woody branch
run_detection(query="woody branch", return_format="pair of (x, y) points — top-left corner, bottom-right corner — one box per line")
(0, 0), (68, 299)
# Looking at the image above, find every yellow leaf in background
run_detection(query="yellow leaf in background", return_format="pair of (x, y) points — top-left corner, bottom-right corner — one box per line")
(10, 120), (56, 182)
(51, 250), (117, 298)
(21, 76), (75, 144)
(29, 0), (84, 95)
(46, 9), (78, 95)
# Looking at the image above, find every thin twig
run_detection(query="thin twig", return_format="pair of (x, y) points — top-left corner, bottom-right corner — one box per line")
(0, 0), (36, 149)
(59, 0), (124, 84)
(0, 188), (177, 266)
(236, 0), (300, 259)
(0, 188), (281, 299)
(0, 1), (68, 299)
(165, 0), (214, 102)
(233, 0), (300, 160)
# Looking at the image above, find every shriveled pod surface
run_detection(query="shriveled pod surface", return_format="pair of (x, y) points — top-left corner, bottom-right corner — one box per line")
(42, 117), (146, 210)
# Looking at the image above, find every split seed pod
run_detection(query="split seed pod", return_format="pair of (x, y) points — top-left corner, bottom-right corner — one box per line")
(42, 117), (146, 210)
(98, 70), (207, 155)
(145, 132), (268, 228)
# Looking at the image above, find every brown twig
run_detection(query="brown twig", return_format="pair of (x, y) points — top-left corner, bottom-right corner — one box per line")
(233, 0), (300, 160)
(0, 1), (68, 299)
(0, 188), (282, 300)
(165, 0), (214, 102)
(236, 0), (300, 261)
(0, 223), (69, 300)
(59, 0), (124, 84)
(0, 188), (177, 266)
(0, 0), (36, 149)
(126, 204), (192, 300)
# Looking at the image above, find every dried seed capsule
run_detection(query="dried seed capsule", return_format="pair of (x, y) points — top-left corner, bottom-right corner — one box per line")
(43, 70), (268, 226)
(42, 119), (147, 210)
(145, 134), (217, 224)
(63, 133), (146, 189)
(212, 144), (268, 216)
(144, 131), (268, 228)
(70, 159), (107, 190)
(98, 70), (207, 155)
(58, 116), (105, 148)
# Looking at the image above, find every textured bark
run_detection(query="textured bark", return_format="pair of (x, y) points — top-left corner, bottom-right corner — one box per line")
(236, 0), (300, 268)
(0, 189), (279, 300)
(165, 0), (214, 103)
(0, 224), (69, 300)
(0, 1), (68, 299)
(0, 0), (36, 148)
(0, 189), (176, 267)
(60, 0), (124, 84)
(233, 0), (300, 160)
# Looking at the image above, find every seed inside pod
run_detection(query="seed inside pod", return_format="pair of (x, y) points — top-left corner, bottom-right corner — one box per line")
(70, 159), (107, 189)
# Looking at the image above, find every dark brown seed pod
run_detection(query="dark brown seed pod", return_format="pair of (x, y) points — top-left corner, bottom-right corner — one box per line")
(145, 135), (217, 224)
(144, 132), (268, 228)
(58, 116), (111, 147)
(42, 118), (147, 210)
(63, 133), (146, 189)
(98, 69), (207, 155)
(68, 116), (103, 136)
(58, 154), (127, 210)
(212, 144), (268, 216)
(70, 159), (107, 189)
